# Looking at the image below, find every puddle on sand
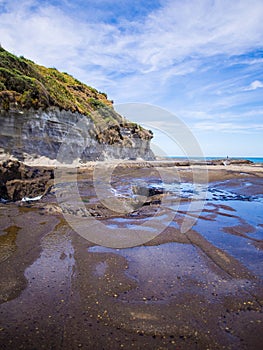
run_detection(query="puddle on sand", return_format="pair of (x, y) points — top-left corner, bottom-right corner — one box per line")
(225, 200), (263, 234)
(105, 213), (170, 233)
(0, 221), (76, 350)
(0, 225), (21, 262)
(193, 200), (263, 278)
(88, 243), (250, 303)
(24, 222), (75, 298)
(94, 261), (109, 277)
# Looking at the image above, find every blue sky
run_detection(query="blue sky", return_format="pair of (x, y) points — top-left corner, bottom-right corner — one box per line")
(0, 0), (263, 157)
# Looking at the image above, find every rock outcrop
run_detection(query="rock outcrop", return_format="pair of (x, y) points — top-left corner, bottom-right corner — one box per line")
(0, 159), (53, 201)
(210, 159), (253, 166)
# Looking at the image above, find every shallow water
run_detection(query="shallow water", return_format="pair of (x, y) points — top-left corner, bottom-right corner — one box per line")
(2, 176), (262, 278)
(88, 242), (254, 304)
(193, 201), (263, 278)
(99, 176), (263, 204)
(1, 172), (263, 349)
(86, 177), (263, 279)
(0, 225), (20, 263)
(105, 213), (170, 233)
(24, 223), (75, 292)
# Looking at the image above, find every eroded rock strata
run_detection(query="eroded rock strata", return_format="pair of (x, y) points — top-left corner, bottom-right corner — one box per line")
(0, 108), (154, 163)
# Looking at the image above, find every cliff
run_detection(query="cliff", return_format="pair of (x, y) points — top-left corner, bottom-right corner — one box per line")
(0, 47), (154, 163)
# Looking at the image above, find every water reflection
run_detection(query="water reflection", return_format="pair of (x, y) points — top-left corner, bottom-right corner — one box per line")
(0, 225), (20, 262)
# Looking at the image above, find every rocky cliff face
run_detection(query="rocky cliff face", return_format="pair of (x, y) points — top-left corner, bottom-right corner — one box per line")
(0, 107), (154, 164)
(0, 47), (155, 163)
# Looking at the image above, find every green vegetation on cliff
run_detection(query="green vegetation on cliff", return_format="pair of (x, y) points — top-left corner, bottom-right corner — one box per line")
(0, 46), (152, 143)
(0, 46), (112, 116)
(0, 46), (153, 142)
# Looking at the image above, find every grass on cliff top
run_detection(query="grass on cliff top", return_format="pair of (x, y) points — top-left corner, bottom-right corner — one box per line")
(0, 46), (120, 124)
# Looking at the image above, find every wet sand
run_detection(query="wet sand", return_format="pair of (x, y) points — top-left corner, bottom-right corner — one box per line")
(0, 162), (263, 349)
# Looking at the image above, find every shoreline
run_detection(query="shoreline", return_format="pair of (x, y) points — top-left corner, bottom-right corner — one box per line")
(1, 157), (263, 202)
(1, 151), (262, 167)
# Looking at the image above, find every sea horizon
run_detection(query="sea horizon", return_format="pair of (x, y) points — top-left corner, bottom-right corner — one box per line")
(165, 156), (263, 163)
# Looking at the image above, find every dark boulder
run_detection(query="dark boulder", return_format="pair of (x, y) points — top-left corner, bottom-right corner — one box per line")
(0, 159), (53, 201)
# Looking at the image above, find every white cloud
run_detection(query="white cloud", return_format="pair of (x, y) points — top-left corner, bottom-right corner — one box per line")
(1, 0), (263, 80)
(0, 0), (263, 153)
(244, 80), (263, 91)
(137, 0), (263, 69)
(238, 58), (263, 65)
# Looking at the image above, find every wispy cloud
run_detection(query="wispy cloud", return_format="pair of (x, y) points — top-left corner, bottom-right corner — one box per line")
(193, 121), (263, 133)
(0, 0), (263, 155)
(1, 0), (263, 75)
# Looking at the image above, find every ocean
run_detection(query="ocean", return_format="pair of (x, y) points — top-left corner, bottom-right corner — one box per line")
(166, 156), (263, 164)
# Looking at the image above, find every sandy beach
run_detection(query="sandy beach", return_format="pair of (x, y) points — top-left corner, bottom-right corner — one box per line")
(0, 161), (263, 349)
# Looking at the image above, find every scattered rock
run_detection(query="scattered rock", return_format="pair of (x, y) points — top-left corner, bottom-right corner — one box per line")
(132, 185), (164, 207)
(210, 159), (253, 166)
(132, 185), (164, 197)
